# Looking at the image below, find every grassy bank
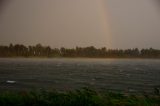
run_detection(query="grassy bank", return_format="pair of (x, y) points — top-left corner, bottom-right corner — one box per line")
(0, 88), (159, 106)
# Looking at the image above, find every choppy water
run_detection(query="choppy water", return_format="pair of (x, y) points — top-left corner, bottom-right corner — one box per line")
(0, 58), (160, 92)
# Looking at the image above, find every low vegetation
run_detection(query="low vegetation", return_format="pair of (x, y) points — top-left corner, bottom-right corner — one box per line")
(0, 88), (159, 106)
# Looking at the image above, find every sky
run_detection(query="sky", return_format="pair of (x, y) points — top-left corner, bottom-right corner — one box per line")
(0, 0), (160, 49)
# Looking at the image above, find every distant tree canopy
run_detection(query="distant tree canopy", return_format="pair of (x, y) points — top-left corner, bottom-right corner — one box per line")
(0, 43), (160, 58)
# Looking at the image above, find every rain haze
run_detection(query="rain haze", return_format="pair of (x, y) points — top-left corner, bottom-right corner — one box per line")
(0, 0), (160, 49)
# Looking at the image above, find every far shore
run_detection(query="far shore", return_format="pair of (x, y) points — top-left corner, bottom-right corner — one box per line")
(0, 57), (160, 60)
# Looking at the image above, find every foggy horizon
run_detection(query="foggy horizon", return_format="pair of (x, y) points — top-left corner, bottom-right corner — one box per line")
(0, 0), (160, 49)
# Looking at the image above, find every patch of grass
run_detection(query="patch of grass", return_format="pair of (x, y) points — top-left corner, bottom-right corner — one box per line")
(0, 88), (159, 106)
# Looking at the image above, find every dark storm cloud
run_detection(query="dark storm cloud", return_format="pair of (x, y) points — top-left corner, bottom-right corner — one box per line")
(0, 0), (4, 4)
(0, 0), (10, 12)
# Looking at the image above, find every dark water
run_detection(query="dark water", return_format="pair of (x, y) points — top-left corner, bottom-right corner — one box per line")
(0, 58), (160, 92)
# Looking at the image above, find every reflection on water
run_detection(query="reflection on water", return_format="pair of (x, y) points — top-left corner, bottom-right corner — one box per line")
(0, 58), (160, 92)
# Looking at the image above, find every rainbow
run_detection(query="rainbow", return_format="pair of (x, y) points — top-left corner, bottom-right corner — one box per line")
(95, 0), (113, 48)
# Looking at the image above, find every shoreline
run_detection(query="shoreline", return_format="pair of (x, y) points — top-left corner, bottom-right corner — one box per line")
(0, 57), (160, 60)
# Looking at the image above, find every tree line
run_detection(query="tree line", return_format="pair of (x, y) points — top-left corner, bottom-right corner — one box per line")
(0, 43), (160, 58)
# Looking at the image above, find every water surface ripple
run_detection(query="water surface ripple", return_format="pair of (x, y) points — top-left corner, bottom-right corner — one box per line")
(0, 58), (159, 92)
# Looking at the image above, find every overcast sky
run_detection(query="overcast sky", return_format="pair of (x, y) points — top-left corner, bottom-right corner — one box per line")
(0, 0), (160, 49)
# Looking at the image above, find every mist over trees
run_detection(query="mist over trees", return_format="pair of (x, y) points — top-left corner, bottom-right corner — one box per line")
(0, 43), (160, 58)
